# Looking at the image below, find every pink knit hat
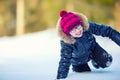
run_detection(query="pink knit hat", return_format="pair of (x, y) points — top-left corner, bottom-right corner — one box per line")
(60, 10), (83, 35)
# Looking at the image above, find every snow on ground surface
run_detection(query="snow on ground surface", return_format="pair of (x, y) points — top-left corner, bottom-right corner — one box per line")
(0, 29), (120, 80)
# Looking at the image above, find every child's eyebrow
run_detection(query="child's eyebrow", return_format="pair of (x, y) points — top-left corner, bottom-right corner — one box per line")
(75, 26), (78, 28)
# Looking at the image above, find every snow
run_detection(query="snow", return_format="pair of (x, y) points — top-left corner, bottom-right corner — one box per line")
(0, 29), (120, 80)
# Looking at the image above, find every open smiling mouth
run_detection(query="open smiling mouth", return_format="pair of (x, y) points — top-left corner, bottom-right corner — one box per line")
(76, 31), (82, 35)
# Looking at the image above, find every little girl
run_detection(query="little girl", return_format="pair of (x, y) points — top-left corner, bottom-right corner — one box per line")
(56, 10), (120, 79)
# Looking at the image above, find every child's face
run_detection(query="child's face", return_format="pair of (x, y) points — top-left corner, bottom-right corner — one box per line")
(70, 25), (83, 38)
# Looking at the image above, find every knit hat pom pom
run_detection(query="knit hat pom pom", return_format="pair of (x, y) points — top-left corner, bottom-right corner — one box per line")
(60, 10), (67, 17)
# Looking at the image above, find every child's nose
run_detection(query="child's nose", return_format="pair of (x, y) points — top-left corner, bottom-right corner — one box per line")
(76, 28), (81, 32)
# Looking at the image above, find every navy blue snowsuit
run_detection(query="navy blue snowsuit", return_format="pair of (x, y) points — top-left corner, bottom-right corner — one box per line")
(57, 22), (120, 79)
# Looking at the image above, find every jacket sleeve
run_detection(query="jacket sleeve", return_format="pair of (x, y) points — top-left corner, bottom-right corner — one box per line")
(88, 22), (120, 46)
(56, 41), (73, 79)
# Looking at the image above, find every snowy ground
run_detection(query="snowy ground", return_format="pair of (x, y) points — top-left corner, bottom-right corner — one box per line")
(0, 29), (120, 80)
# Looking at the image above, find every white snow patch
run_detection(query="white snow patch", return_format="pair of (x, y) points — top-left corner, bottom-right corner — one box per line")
(0, 29), (120, 80)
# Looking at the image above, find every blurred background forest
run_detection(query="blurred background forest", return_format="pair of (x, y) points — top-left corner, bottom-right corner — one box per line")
(0, 0), (120, 36)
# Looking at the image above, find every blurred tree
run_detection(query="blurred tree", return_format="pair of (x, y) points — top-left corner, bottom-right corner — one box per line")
(25, 0), (68, 33)
(0, 1), (6, 36)
(114, 0), (120, 31)
(41, 0), (63, 29)
(7, 0), (16, 36)
(0, 0), (16, 36)
(85, 0), (114, 23)
(97, 0), (114, 6)
(66, 0), (74, 11)
(16, 0), (25, 35)
(25, 0), (46, 33)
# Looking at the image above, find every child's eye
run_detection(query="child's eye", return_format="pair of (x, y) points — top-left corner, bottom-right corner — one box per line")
(75, 26), (78, 29)
(77, 26), (81, 29)
(71, 30), (74, 33)
(71, 29), (75, 33)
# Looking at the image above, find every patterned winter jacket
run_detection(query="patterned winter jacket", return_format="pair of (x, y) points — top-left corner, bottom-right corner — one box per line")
(56, 22), (120, 79)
